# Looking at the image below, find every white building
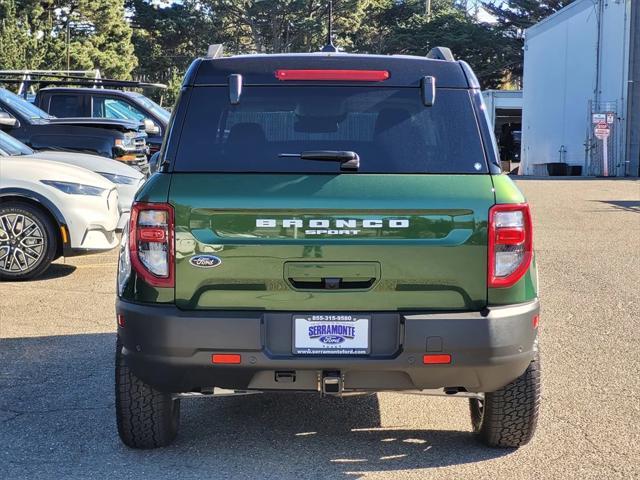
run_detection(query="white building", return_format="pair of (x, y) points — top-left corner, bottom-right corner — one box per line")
(520, 0), (639, 176)
(482, 90), (522, 129)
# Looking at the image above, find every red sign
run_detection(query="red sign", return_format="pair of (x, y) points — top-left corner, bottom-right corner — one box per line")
(594, 122), (610, 140)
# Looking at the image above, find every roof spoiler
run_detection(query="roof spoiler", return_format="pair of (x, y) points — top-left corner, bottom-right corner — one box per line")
(426, 47), (455, 62)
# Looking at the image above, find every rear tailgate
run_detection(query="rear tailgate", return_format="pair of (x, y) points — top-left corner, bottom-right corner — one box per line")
(171, 173), (493, 311)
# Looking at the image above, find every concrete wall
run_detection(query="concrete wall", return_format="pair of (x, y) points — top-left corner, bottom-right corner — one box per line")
(521, 0), (632, 175)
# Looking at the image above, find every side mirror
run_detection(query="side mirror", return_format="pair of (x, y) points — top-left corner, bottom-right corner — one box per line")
(143, 118), (161, 135)
(0, 112), (18, 128)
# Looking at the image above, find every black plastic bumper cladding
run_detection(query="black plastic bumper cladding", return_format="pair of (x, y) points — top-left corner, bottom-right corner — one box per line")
(116, 299), (539, 394)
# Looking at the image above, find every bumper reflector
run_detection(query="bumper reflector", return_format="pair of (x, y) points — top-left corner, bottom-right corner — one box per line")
(533, 315), (539, 329)
(115, 154), (138, 162)
(212, 354), (241, 364)
(117, 314), (125, 327)
(423, 354), (451, 365)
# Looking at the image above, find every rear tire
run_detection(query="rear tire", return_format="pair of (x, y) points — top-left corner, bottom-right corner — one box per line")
(470, 350), (541, 448)
(0, 202), (57, 281)
(115, 337), (180, 449)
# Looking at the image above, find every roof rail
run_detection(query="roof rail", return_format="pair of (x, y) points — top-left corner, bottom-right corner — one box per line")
(207, 44), (224, 59)
(0, 69), (103, 97)
(0, 76), (167, 89)
(426, 47), (455, 62)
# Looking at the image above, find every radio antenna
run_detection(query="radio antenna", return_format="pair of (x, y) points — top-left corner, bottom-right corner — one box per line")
(321, 1), (338, 52)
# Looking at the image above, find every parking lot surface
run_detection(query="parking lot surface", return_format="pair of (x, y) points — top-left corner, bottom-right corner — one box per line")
(1, 178), (639, 479)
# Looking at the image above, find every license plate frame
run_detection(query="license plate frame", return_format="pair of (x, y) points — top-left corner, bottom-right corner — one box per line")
(293, 314), (371, 355)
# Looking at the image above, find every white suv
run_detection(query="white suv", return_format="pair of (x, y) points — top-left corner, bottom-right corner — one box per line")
(0, 130), (144, 230)
(0, 156), (119, 280)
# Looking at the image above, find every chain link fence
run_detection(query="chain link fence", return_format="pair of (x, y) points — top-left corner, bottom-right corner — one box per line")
(587, 100), (620, 176)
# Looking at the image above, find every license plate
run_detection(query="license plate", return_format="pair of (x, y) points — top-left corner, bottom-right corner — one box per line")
(293, 314), (370, 355)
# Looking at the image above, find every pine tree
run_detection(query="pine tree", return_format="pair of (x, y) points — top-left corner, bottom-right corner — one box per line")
(481, 0), (575, 81)
(0, 0), (60, 70)
(1, 0), (137, 78)
(482, 0), (574, 31)
(65, 0), (138, 78)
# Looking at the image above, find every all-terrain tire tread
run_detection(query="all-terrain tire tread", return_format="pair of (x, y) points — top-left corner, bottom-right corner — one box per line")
(471, 351), (541, 448)
(115, 338), (179, 449)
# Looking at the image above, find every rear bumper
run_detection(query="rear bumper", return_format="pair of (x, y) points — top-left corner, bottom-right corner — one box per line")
(116, 299), (539, 394)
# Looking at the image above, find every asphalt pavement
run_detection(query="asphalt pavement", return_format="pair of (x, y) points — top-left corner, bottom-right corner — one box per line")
(1, 178), (639, 479)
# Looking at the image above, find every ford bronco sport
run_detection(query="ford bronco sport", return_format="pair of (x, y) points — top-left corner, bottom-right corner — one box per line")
(115, 47), (541, 449)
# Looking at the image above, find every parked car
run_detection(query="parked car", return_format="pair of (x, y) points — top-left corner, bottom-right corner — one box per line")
(0, 156), (119, 280)
(0, 130), (144, 230)
(35, 87), (170, 154)
(0, 87), (150, 175)
(115, 48), (540, 450)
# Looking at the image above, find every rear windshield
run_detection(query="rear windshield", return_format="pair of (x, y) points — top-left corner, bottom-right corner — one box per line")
(173, 86), (487, 174)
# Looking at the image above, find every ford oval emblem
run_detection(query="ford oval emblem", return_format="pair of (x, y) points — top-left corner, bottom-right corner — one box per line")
(189, 255), (222, 268)
(319, 335), (346, 345)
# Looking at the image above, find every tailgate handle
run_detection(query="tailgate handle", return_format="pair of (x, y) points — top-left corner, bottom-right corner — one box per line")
(288, 277), (376, 290)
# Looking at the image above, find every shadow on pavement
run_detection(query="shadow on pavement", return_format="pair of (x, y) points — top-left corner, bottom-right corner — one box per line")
(38, 263), (77, 280)
(0, 263), (77, 283)
(513, 176), (639, 181)
(596, 200), (640, 213)
(1, 334), (512, 479)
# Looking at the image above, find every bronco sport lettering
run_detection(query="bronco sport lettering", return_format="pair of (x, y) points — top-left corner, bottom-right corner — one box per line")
(257, 218), (410, 236)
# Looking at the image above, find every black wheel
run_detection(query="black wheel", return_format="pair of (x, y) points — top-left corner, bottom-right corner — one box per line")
(470, 350), (541, 448)
(0, 202), (57, 281)
(115, 337), (180, 449)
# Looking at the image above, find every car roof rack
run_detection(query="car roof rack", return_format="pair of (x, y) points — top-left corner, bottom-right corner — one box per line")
(0, 73), (166, 88)
(0, 77), (167, 89)
(426, 47), (455, 62)
(0, 69), (104, 98)
(0, 72), (167, 100)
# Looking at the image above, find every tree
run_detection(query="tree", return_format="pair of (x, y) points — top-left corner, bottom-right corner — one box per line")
(482, 0), (574, 30)
(0, 0), (63, 70)
(127, 0), (390, 101)
(350, 0), (513, 88)
(481, 0), (575, 81)
(64, 0), (138, 78)
(196, 0), (389, 54)
(128, 0), (226, 80)
(1, 0), (137, 78)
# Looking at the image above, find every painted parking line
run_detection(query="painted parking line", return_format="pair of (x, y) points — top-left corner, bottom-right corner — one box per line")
(73, 263), (119, 268)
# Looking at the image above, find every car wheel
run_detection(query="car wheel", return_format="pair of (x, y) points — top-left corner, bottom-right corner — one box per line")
(0, 202), (57, 281)
(115, 336), (180, 449)
(470, 349), (541, 448)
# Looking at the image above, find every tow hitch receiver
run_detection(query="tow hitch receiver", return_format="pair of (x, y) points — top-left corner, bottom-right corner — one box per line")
(321, 371), (343, 395)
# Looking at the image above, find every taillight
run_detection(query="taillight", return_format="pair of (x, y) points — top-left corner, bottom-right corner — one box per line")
(488, 203), (533, 288)
(129, 202), (175, 287)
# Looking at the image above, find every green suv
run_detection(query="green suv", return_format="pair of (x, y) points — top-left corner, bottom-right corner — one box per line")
(115, 48), (540, 449)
